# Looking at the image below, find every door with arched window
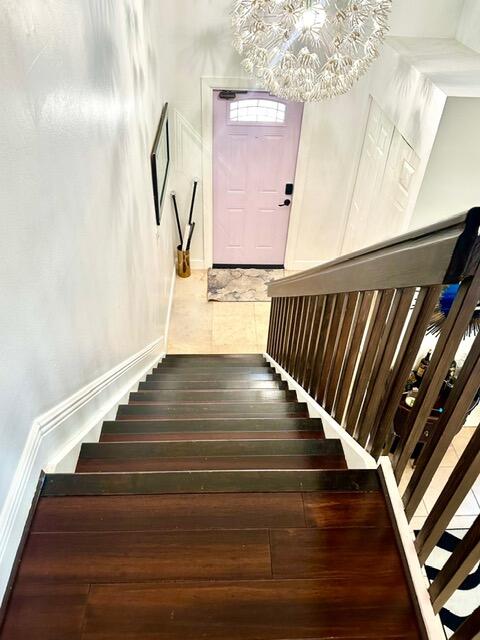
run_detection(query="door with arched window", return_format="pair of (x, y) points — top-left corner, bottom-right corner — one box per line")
(213, 91), (304, 266)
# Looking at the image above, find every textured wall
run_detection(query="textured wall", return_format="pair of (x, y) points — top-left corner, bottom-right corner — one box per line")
(0, 0), (174, 515)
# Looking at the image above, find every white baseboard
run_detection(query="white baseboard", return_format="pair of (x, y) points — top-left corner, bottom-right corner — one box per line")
(284, 259), (321, 271)
(0, 266), (177, 600)
(264, 354), (376, 470)
(190, 258), (206, 270)
(379, 457), (444, 640)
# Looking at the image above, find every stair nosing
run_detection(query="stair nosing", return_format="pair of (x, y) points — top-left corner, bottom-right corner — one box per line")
(42, 469), (380, 496)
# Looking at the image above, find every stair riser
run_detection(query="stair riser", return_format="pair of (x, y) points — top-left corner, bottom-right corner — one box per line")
(156, 362), (270, 369)
(101, 417), (324, 434)
(80, 440), (340, 458)
(76, 456), (347, 472)
(152, 364), (275, 377)
(129, 390), (296, 403)
(100, 432), (326, 442)
(146, 373), (281, 381)
(42, 470), (381, 496)
(116, 404), (309, 419)
(139, 380), (287, 390)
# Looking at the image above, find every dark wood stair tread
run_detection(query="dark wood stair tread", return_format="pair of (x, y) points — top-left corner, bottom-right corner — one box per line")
(116, 402), (309, 419)
(129, 389), (296, 403)
(139, 380), (287, 390)
(146, 372), (281, 381)
(102, 417), (324, 433)
(153, 365), (272, 373)
(76, 440), (346, 472)
(79, 439), (341, 458)
(41, 469), (381, 496)
(31, 492), (391, 533)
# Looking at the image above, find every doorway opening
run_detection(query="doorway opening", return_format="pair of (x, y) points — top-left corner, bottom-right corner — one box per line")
(212, 90), (304, 268)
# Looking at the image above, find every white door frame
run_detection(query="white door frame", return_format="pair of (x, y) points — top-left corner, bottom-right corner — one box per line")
(201, 76), (312, 269)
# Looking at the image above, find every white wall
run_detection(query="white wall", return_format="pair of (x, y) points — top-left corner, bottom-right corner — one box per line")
(413, 97), (480, 228)
(457, 0), (480, 53)
(0, 0), (175, 596)
(161, 0), (467, 269)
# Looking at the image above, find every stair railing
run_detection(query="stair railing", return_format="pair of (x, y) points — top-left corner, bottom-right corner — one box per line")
(267, 208), (480, 639)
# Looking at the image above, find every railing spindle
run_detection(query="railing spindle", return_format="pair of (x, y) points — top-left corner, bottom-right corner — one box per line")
(393, 269), (480, 480)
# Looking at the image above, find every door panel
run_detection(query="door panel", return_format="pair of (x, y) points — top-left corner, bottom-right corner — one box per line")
(343, 100), (394, 254)
(213, 91), (304, 265)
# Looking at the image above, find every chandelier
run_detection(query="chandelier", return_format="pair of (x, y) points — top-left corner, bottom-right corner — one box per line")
(232, 0), (392, 101)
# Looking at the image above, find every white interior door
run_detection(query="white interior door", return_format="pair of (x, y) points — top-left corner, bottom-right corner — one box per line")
(342, 100), (394, 254)
(213, 91), (304, 266)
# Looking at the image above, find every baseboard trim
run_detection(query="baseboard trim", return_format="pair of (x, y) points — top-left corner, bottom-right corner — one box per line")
(0, 337), (166, 599)
(190, 258), (206, 270)
(264, 353), (376, 470)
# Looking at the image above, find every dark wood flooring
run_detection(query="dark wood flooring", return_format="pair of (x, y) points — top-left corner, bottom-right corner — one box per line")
(0, 354), (423, 639)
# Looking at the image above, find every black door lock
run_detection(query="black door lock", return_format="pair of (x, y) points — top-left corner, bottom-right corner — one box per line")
(285, 183), (294, 195)
(278, 199), (291, 207)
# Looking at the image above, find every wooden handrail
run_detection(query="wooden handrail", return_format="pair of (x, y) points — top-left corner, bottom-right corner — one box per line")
(268, 208), (480, 297)
(266, 208), (480, 632)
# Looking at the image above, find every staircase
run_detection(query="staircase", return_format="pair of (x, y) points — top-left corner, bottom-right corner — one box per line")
(0, 354), (423, 639)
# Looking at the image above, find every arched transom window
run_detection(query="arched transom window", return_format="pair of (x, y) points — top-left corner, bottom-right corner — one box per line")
(229, 99), (286, 123)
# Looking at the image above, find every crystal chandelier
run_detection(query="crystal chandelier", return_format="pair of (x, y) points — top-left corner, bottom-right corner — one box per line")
(232, 0), (392, 101)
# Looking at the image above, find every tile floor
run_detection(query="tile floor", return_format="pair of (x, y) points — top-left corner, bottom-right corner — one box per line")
(167, 269), (479, 530)
(404, 426), (479, 531)
(168, 270), (271, 354)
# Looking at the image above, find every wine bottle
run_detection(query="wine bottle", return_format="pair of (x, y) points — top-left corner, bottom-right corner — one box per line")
(415, 350), (432, 384)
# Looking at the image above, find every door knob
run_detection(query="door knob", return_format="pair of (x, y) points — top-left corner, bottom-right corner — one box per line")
(278, 199), (291, 207)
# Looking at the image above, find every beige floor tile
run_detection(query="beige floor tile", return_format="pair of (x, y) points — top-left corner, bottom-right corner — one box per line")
(410, 515), (427, 531)
(167, 299), (213, 354)
(423, 466), (480, 516)
(173, 270), (208, 301)
(254, 302), (271, 352)
(439, 445), (459, 468)
(448, 514), (478, 529)
(212, 311), (258, 351)
(452, 426), (476, 457)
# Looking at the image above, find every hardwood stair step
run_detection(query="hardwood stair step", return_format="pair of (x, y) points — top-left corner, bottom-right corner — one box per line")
(100, 417), (325, 442)
(139, 379), (287, 390)
(146, 372), (281, 381)
(116, 402), (309, 420)
(41, 469), (381, 496)
(152, 365), (273, 373)
(75, 439), (346, 472)
(157, 360), (270, 369)
(129, 389), (296, 403)
(163, 354), (267, 363)
(31, 491), (392, 533)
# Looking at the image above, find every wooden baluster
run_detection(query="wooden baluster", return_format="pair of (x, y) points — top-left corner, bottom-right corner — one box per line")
(345, 290), (395, 438)
(355, 289), (406, 447)
(285, 297), (301, 374)
(310, 294), (337, 403)
(304, 296), (325, 393)
(369, 286), (442, 458)
(271, 297), (283, 361)
(415, 425), (480, 564)
(293, 297), (311, 381)
(315, 293), (347, 405)
(279, 297), (294, 369)
(429, 514), (480, 613)
(325, 292), (360, 414)
(266, 297), (277, 356)
(298, 296), (316, 388)
(276, 297), (288, 361)
(334, 291), (374, 425)
(450, 606), (480, 640)
(290, 297), (306, 378)
(393, 269), (480, 481)
(403, 332), (480, 520)
(356, 288), (416, 450)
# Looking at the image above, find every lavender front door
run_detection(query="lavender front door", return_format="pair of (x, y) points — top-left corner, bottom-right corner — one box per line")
(213, 91), (304, 266)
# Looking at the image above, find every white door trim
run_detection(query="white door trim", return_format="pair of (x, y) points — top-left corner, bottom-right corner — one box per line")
(201, 76), (311, 269)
